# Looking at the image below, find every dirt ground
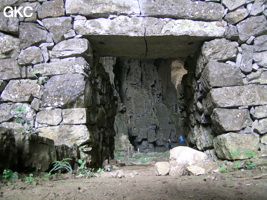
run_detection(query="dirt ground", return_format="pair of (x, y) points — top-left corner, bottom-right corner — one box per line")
(1, 164), (267, 200)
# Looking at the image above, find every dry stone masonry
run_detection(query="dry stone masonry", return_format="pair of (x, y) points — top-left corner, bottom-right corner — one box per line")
(0, 0), (267, 171)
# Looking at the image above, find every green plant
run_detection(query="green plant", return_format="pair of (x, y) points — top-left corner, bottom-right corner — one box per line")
(43, 173), (51, 180)
(233, 162), (242, 170)
(2, 169), (18, 182)
(25, 173), (34, 182)
(244, 151), (255, 159)
(245, 161), (255, 169)
(219, 167), (228, 172)
(49, 158), (73, 174)
(97, 168), (104, 173)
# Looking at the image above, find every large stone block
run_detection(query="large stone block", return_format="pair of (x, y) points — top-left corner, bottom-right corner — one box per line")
(36, 109), (62, 127)
(42, 74), (86, 108)
(213, 133), (259, 160)
(1, 80), (42, 102)
(37, 0), (65, 19)
(50, 38), (92, 59)
(38, 125), (90, 147)
(66, 0), (140, 17)
(237, 16), (267, 42)
(140, 0), (224, 21)
(201, 39), (238, 61)
(0, 12), (19, 34)
(18, 46), (44, 65)
(211, 108), (252, 134)
(28, 57), (89, 77)
(201, 61), (243, 90)
(42, 17), (72, 43)
(19, 23), (51, 49)
(62, 108), (87, 125)
(0, 59), (21, 80)
(0, 32), (20, 59)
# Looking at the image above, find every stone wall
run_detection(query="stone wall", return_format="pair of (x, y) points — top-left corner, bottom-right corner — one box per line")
(0, 0), (267, 170)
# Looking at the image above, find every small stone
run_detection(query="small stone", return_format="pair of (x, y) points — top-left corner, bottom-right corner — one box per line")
(246, 36), (255, 45)
(155, 162), (170, 176)
(250, 0), (265, 16)
(18, 46), (44, 65)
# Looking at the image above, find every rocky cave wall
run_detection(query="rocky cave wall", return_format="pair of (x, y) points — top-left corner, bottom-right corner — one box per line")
(0, 0), (267, 170)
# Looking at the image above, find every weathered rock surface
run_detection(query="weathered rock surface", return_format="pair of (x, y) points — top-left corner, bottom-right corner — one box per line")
(62, 108), (87, 125)
(16, 133), (56, 171)
(19, 23), (51, 49)
(18, 2), (40, 22)
(186, 165), (205, 176)
(253, 35), (267, 52)
(37, 0), (65, 19)
(38, 125), (90, 147)
(252, 119), (267, 135)
(253, 51), (267, 67)
(224, 8), (249, 25)
(250, 105), (267, 119)
(0, 32), (20, 59)
(169, 146), (208, 177)
(28, 57), (89, 77)
(0, 59), (21, 80)
(155, 162), (170, 176)
(36, 109), (62, 127)
(201, 61), (243, 90)
(0, 12), (19, 34)
(237, 16), (267, 42)
(193, 125), (214, 151)
(0, 127), (18, 171)
(42, 74), (86, 108)
(250, 0), (266, 16)
(42, 17), (72, 43)
(211, 108), (252, 134)
(239, 44), (253, 73)
(50, 38), (92, 59)
(18, 46), (44, 65)
(213, 133), (259, 160)
(222, 0), (247, 11)
(1, 80), (42, 102)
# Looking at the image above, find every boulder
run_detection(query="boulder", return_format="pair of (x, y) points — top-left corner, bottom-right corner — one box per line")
(140, 0), (224, 21)
(42, 17), (72, 44)
(169, 146), (208, 177)
(19, 23), (51, 49)
(252, 119), (267, 135)
(253, 51), (267, 67)
(155, 162), (170, 176)
(250, 105), (267, 119)
(38, 125), (90, 147)
(201, 61), (243, 90)
(37, 0), (65, 19)
(62, 108), (87, 125)
(0, 12), (19, 34)
(0, 127), (18, 171)
(237, 16), (267, 42)
(0, 32), (20, 59)
(211, 108), (252, 134)
(18, 46), (44, 65)
(28, 57), (89, 77)
(213, 133), (259, 160)
(0, 58), (21, 80)
(201, 39), (238, 62)
(1, 80), (42, 102)
(222, 0), (247, 11)
(49, 38), (92, 59)
(186, 165), (205, 176)
(16, 133), (56, 171)
(42, 74), (86, 108)
(224, 8), (249, 25)
(36, 109), (62, 127)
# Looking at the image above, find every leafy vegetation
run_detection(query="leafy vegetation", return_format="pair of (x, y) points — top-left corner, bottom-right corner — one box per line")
(25, 174), (34, 182)
(2, 169), (18, 182)
(49, 158), (73, 174)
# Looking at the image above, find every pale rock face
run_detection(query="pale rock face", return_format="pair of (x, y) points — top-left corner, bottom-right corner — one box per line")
(18, 46), (44, 65)
(36, 109), (62, 127)
(37, 0), (65, 19)
(0, 59), (21, 80)
(155, 162), (170, 176)
(0, 32), (20, 59)
(0, 12), (19, 34)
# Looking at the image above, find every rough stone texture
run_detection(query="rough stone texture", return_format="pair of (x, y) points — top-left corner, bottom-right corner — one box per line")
(201, 39), (238, 61)
(0, 127), (18, 171)
(222, 0), (247, 11)
(261, 134), (267, 145)
(37, 0), (65, 19)
(140, 0), (224, 21)
(18, 46), (44, 65)
(250, 105), (267, 119)
(169, 147), (208, 177)
(186, 165), (205, 176)
(201, 61), (243, 90)
(154, 162), (170, 176)
(62, 108), (87, 125)
(0, 12), (19, 34)
(211, 108), (252, 134)
(16, 133), (56, 171)
(65, 0), (140, 17)
(38, 125), (90, 147)
(239, 44), (253, 73)
(74, 16), (226, 58)
(237, 16), (267, 42)
(224, 8), (249, 25)
(19, 23), (51, 49)
(253, 51), (267, 67)
(250, 0), (266, 16)
(0, 0), (24, 11)
(18, 2), (40, 22)
(253, 35), (267, 52)
(55, 144), (79, 169)
(247, 69), (267, 84)
(0, 59), (21, 80)
(36, 109), (62, 127)
(0, 32), (20, 59)
(42, 74), (86, 108)
(50, 38), (92, 59)
(194, 125), (214, 151)
(28, 57), (89, 77)
(42, 17), (72, 44)
(252, 119), (267, 135)
(1, 80), (42, 102)
(213, 133), (259, 160)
